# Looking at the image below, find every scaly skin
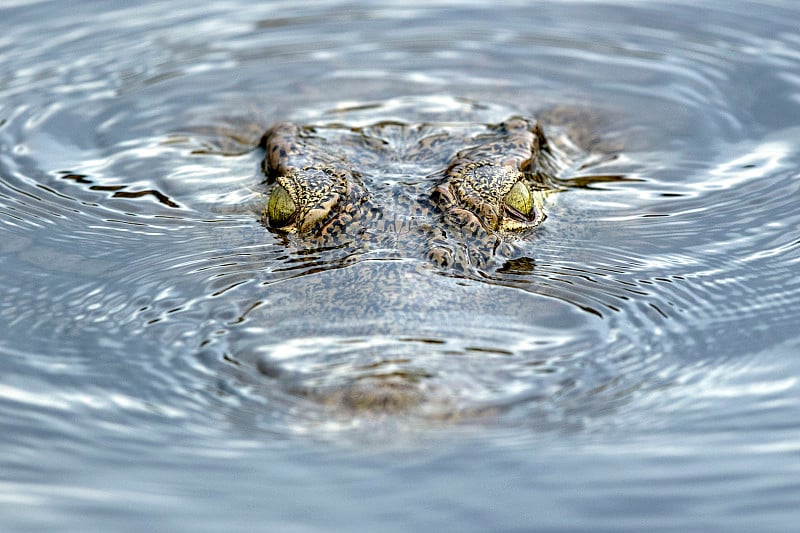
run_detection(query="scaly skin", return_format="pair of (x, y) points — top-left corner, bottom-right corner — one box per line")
(243, 115), (584, 419)
(261, 117), (554, 273)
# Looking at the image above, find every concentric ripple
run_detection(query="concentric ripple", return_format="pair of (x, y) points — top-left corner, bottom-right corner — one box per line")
(2, 1), (800, 530)
(0, 0), (799, 502)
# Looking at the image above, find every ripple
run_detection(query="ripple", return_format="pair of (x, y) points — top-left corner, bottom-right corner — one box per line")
(1, 0), (799, 451)
(3, 3), (800, 532)
(217, 318), (652, 439)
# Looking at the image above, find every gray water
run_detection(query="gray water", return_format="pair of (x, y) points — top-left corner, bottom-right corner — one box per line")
(2, 1), (800, 531)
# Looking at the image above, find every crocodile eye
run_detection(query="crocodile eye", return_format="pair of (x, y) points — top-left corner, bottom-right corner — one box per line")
(267, 184), (296, 228)
(503, 181), (533, 220)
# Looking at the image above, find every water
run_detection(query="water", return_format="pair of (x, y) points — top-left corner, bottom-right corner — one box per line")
(2, 1), (800, 531)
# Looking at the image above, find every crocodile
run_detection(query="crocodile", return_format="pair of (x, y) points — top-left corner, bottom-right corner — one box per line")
(260, 116), (556, 273)
(212, 99), (623, 426)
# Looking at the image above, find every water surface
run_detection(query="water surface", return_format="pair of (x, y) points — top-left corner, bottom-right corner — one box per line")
(2, 1), (800, 531)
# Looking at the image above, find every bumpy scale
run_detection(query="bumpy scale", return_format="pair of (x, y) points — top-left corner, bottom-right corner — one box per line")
(261, 117), (555, 273)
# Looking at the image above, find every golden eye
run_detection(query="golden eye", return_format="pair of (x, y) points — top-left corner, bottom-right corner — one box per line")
(266, 184), (296, 228)
(503, 181), (533, 219)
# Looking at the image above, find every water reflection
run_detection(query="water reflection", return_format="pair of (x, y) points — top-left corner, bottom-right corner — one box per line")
(2, 0), (800, 530)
